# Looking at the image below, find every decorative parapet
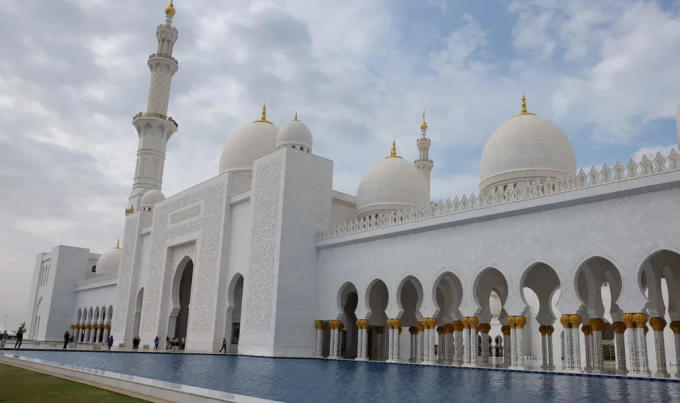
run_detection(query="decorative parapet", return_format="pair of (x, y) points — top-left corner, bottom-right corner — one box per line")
(132, 111), (178, 128)
(317, 147), (680, 241)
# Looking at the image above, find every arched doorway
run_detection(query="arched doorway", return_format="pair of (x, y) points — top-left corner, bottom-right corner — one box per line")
(337, 282), (358, 359)
(169, 258), (194, 349)
(225, 274), (244, 353)
(133, 288), (144, 342)
(521, 262), (561, 367)
(366, 279), (389, 361)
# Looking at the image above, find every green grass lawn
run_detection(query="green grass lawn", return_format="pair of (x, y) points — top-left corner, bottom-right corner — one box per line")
(0, 363), (146, 402)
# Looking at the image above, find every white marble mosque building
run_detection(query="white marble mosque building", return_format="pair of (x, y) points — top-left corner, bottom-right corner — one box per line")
(25, 2), (680, 378)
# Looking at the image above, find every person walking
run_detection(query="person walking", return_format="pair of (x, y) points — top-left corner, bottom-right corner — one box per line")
(153, 336), (159, 350)
(219, 337), (227, 353)
(107, 335), (114, 351)
(14, 324), (25, 349)
(63, 330), (70, 349)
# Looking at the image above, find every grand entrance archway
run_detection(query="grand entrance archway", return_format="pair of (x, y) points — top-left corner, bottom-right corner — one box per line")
(225, 273), (244, 353)
(169, 258), (194, 348)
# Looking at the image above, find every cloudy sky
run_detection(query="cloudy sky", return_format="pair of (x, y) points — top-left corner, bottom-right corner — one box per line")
(1, 0), (679, 328)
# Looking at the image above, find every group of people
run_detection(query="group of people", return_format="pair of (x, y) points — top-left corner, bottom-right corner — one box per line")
(62, 330), (114, 351)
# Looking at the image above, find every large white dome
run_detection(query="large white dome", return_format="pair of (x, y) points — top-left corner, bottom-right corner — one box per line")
(276, 115), (312, 152)
(96, 242), (122, 274)
(357, 144), (429, 216)
(480, 99), (576, 193)
(219, 108), (278, 174)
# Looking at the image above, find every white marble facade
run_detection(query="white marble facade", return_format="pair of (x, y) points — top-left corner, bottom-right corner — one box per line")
(24, 2), (680, 378)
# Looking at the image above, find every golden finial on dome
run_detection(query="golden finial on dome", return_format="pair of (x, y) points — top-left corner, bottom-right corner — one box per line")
(255, 103), (272, 124)
(514, 93), (536, 117)
(386, 140), (403, 159)
(165, 0), (176, 16)
(115, 240), (120, 249)
(420, 110), (428, 131)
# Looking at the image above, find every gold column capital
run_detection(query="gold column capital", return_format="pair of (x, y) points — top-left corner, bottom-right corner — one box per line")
(622, 313), (635, 328)
(409, 326), (418, 335)
(632, 313), (648, 328)
(452, 321), (464, 332)
(466, 316), (478, 329)
(612, 321), (626, 334)
(501, 325), (510, 336)
(356, 319), (369, 330)
(589, 318), (605, 331)
(539, 325), (547, 336)
(670, 321), (680, 334)
(560, 315), (571, 329)
(649, 317), (666, 332)
(581, 325), (593, 336)
(568, 314), (581, 328)
(417, 321), (424, 332)
(477, 323), (491, 334)
(315, 320), (325, 329)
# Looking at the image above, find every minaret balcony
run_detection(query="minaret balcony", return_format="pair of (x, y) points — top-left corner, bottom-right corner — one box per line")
(148, 53), (178, 64)
(132, 112), (178, 129)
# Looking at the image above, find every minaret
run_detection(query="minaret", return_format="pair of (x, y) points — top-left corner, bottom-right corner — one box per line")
(415, 111), (433, 197)
(127, 1), (179, 212)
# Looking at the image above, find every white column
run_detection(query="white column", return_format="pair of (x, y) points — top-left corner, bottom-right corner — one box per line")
(454, 323), (464, 365)
(516, 323), (525, 368)
(652, 327), (669, 377)
(470, 318), (479, 367)
(417, 324), (424, 362)
(315, 321), (324, 357)
(356, 320), (368, 361)
(625, 325), (639, 373)
(572, 327), (581, 370)
(637, 327), (650, 374)
(671, 322), (680, 378)
(463, 322), (471, 365)
(479, 324), (490, 366)
(329, 328), (337, 358)
(540, 327), (548, 370)
(502, 326), (511, 367)
(583, 328), (593, 372)
(613, 322), (627, 374)
(547, 329), (555, 370)
(409, 328), (417, 362)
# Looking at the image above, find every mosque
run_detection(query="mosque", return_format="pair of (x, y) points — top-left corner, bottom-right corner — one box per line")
(25, 2), (680, 377)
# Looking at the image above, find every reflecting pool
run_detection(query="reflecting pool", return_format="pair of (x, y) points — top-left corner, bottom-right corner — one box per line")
(8, 350), (680, 402)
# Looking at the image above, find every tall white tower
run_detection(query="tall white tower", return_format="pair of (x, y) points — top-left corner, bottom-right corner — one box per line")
(415, 112), (433, 198)
(127, 1), (179, 212)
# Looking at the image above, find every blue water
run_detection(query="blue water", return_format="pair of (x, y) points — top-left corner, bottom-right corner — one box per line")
(6, 350), (680, 402)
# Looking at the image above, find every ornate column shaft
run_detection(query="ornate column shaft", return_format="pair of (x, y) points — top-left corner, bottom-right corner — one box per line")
(356, 319), (369, 360)
(582, 325), (593, 372)
(650, 317), (669, 377)
(634, 313), (650, 375)
(422, 318), (438, 364)
(417, 322), (425, 362)
(539, 326), (548, 370)
(408, 327), (418, 362)
(569, 315), (582, 370)
(315, 320), (325, 357)
(590, 319), (605, 372)
(501, 325), (511, 367)
(546, 326), (555, 370)
(453, 321), (464, 365)
(623, 314), (639, 373)
(613, 321), (627, 374)
(478, 323), (491, 365)
(670, 321), (680, 378)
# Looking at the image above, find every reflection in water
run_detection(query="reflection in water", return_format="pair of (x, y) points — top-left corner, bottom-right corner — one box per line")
(9, 350), (680, 403)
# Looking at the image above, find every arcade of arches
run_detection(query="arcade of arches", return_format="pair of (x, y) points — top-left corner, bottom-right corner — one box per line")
(316, 252), (680, 377)
(72, 305), (114, 344)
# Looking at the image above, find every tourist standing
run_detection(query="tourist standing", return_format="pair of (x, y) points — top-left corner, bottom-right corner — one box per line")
(14, 323), (25, 349)
(107, 335), (114, 351)
(154, 336), (159, 350)
(63, 330), (70, 349)
(219, 337), (227, 353)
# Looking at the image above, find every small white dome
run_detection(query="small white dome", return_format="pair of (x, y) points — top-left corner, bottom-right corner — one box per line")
(480, 99), (576, 193)
(219, 107), (278, 174)
(96, 242), (122, 274)
(141, 189), (165, 208)
(357, 145), (429, 216)
(276, 116), (312, 152)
